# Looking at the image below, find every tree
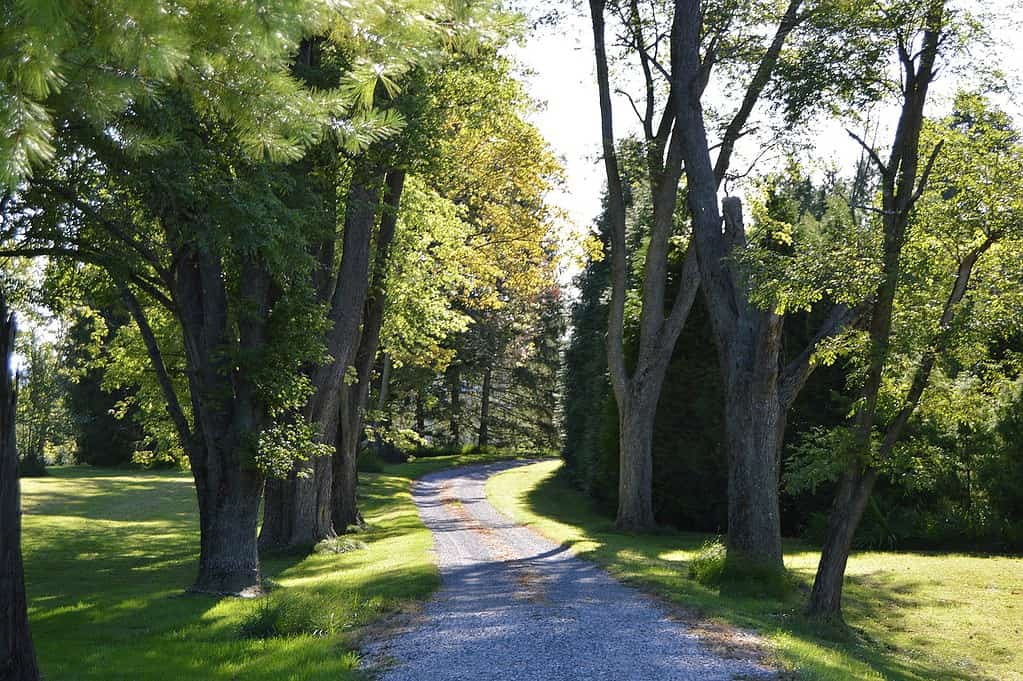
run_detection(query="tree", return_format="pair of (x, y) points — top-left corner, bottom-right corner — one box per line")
(15, 330), (75, 474)
(333, 169), (405, 530)
(4, 0), (516, 587)
(5, 92), (338, 594)
(61, 303), (146, 467)
(0, 293), (40, 681)
(587, 0), (871, 576)
(807, 58), (1023, 616)
(260, 9), (522, 547)
(587, 0), (701, 530)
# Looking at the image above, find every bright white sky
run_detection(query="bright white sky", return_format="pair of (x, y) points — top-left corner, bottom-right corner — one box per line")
(507, 0), (1023, 272)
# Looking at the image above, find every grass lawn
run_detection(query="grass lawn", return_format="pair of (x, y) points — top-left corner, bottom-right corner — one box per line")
(486, 460), (1023, 681)
(21, 452), (528, 680)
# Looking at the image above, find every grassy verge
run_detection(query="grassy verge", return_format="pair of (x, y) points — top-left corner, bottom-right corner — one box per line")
(22, 451), (529, 680)
(486, 460), (1023, 681)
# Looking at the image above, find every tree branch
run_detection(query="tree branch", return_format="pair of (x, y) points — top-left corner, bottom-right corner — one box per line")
(713, 0), (805, 185)
(879, 232), (997, 454)
(589, 0), (631, 399)
(778, 303), (863, 408)
(908, 139), (945, 208)
(847, 129), (889, 176)
(120, 285), (194, 452)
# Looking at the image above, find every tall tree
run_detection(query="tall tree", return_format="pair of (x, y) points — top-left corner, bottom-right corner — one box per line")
(806, 7), (1010, 616)
(590, 0), (903, 572)
(261, 10), (518, 546)
(0, 293), (40, 681)
(668, 0), (863, 578)
(587, 0), (701, 530)
(333, 169), (405, 530)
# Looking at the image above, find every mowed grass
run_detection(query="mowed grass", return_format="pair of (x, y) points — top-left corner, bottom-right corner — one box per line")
(21, 452), (527, 681)
(487, 460), (1023, 681)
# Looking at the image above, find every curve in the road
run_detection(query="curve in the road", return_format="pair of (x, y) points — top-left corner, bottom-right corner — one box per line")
(363, 460), (777, 681)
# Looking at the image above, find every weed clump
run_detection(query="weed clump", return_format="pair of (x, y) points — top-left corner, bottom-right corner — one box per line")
(315, 537), (368, 554)
(239, 591), (383, 639)
(688, 539), (727, 586)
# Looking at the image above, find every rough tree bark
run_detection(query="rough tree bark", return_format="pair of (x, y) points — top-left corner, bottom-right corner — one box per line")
(1, 295), (41, 681)
(333, 170), (405, 531)
(260, 169), (383, 550)
(808, 0), (947, 619)
(129, 244), (274, 595)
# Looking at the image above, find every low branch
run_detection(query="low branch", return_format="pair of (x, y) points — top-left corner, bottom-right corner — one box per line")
(779, 303), (863, 407)
(120, 285), (193, 452)
(0, 246), (175, 311)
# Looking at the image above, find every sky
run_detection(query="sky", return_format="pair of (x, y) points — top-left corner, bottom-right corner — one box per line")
(506, 0), (1023, 271)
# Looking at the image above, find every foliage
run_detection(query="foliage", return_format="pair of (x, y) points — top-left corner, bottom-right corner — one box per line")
(14, 329), (74, 474)
(737, 164), (880, 315)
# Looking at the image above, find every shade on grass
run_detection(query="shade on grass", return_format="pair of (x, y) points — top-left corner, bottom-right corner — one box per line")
(486, 460), (1023, 681)
(21, 452), (528, 680)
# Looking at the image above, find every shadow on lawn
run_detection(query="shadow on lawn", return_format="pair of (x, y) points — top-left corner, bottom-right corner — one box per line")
(519, 467), (987, 681)
(24, 467), (442, 681)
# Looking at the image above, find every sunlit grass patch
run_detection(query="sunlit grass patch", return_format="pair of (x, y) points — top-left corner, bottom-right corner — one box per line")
(486, 459), (1023, 681)
(22, 451), (528, 680)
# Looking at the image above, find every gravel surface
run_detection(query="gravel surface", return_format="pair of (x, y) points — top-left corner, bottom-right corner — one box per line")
(363, 460), (777, 681)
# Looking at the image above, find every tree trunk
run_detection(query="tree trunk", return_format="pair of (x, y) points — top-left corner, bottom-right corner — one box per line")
(376, 353), (391, 413)
(449, 364), (461, 446)
(721, 364), (786, 577)
(807, 465), (877, 617)
(333, 386), (363, 531)
(169, 247), (269, 596)
(331, 169), (403, 532)
(1, 298), (41, 681)
(191, 462), (265, 595)
(615, 390), (659, 531)
(478, 364), (492, 448)
(260, 170), (383, 550)
(415, 389), (426, 436)
(259, 458), (333, 552)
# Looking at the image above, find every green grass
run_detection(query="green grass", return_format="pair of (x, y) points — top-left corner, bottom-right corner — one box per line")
(22, 450), (530, 680)
(486, 460), (1023, 681)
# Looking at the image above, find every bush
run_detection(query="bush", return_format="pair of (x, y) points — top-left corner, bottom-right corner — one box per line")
(688, 538), (727, 586)
(688, 538), (794, 598)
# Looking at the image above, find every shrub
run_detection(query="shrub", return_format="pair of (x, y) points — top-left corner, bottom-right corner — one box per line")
(688, 538), (794, 598)
(688, 539), (727, 586)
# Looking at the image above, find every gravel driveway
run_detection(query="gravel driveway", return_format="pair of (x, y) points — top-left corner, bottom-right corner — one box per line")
(363, 460), (777, 680)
